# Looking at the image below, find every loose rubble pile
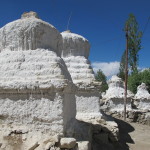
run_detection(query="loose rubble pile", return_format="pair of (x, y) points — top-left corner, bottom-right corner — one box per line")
(0, 12), (119, 150)
(101, 76), (150, 125)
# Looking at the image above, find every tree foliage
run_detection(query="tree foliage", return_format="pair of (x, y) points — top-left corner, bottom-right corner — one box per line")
(117, 50), (126, 81)
(126, 13), (142, 73)
(95, 69), (108, 92)
(139, 69), (150, 92)
(118, 14), (142, 81)
(128, 69), (150, 94)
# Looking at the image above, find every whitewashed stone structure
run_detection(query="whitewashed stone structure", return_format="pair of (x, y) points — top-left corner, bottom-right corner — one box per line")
(61, 30), (102, 124)
(61, 30), (95, 84)
(102, 75), (134, 112)
(0, 12), (118, 150)
(0, 12), (76, 150)
(135, 83), (150, 100)
(134, 83), (150, 110)
(102, 77), (150, 126)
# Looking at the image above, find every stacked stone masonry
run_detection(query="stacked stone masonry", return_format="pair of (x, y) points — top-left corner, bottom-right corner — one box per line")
(0, 12), (119, 150)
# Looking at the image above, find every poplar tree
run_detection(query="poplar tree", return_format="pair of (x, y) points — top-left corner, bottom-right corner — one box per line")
(118, 50), (126, 81)
(127, 13), (142, 73)
(118, 14), (142, 80)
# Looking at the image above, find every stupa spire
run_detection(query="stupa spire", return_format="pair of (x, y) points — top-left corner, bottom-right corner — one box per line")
(21, 11), (40, 19)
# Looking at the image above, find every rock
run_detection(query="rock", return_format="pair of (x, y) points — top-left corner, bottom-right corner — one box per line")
(28, 141), (39, 150)
(50, 146), (60, 150)
(77, 141), (90, 150)
(100, 119), (119, 142)
(45, 142), (55, 150)
(60, 138), (76, 149)
(0, 143), (6, 149)
(43, 135), (60, 144)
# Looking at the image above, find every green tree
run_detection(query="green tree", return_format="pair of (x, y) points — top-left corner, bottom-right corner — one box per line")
(128, 71), (141, 94)
(128, 69), (150, 94)
(118, 50), (126, 81)
(140, 69), (150, 92)
(95, 69), (108, 92)
(126, 13), (142, 73)
(118, 14), (142, 81)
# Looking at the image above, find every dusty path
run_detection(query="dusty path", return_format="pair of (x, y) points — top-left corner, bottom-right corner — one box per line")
(114, 118), (150, 150)
(127, 123), (150, 150)
(92, 118), (150, 150)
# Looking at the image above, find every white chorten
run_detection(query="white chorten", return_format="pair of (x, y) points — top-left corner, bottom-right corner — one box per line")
(134, 83), (150, 110)
(102, 75), (134, 112)
(0, 12), (114, 149)
(135, 83), (150, 100)
(103, 75), (134, 99)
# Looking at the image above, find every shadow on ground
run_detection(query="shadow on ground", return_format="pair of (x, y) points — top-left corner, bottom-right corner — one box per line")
(92, 115), (135, 150)
(113, 117), (135, 150)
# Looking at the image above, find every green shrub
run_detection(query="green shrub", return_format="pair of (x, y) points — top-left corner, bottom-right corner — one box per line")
(95, 69), (108, 93)
(128, 69), (150, 94)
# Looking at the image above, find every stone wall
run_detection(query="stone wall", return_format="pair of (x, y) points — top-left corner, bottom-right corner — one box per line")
(0, 14), (62, 56)
(104, 110), (150, 126)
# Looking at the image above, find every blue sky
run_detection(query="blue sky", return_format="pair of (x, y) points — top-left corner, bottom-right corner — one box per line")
(0, 0), (149, 77)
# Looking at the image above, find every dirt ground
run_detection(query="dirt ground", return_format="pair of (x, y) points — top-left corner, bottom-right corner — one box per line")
(92, 117), (150, 150)
(114, 119), (150, 150)
(124, 123), (150, 150)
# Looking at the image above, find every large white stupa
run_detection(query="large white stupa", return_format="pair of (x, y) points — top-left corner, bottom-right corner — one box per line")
(0, 12), (118, 150)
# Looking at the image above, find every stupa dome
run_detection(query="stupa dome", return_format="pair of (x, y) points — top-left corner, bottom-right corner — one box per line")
(61, 30), (90, 58)
(103, 75), (134, 99)
(108, 75), (124, 88)
(0, 11), (62, 56)
(0, 12), (72, 91)
(135, 83), (150, 100)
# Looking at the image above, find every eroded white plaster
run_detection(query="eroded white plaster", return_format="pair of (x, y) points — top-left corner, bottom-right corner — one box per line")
(134, 83), (150, 110)
(102, 76), (134, 112)
(0, 11), (117, 150)
(0, 15), (62, 56)
(61, 31), (90, 58)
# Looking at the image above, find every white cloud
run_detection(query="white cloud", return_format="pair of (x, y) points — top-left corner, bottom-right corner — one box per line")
(92, 61), (120, 77)
(140, 68), (149, 72)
